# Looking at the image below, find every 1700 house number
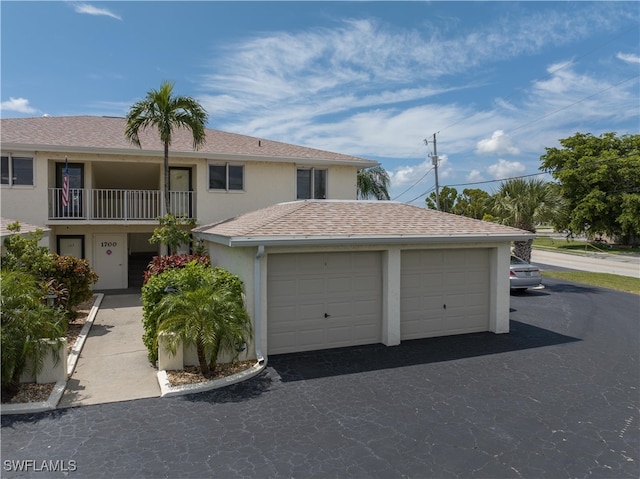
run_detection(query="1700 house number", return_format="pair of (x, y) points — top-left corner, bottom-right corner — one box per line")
(101, 242), (117, 247)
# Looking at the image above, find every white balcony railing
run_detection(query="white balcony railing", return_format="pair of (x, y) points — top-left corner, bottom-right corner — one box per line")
(49, 188), (195, 220)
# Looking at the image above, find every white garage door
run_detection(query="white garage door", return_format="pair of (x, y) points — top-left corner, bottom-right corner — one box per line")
(401, 249), (490, 340)
(267, 252), (382, 355)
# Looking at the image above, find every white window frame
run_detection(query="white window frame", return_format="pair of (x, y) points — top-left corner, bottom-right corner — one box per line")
(297, 167), (327, 200)
(0, 152), (35, 187)
(208, 162), (245, 192)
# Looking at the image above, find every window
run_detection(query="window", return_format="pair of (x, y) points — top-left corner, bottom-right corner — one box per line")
(209, 163), (244, 191)
(297, 168), (327, 200)
(1, 154), (33, 186)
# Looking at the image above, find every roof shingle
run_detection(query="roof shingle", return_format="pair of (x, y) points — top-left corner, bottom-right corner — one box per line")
(194, 200), (534, 246)
(1, 116), (374, 165)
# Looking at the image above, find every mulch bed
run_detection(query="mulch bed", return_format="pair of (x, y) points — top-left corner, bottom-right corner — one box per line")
(166, 361), (256, 387)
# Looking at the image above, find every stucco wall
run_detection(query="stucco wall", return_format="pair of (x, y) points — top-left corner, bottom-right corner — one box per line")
(201, 239), (513, 360)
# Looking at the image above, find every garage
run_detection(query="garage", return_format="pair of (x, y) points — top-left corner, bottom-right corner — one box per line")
(194, 200), (534, 361)
(267, 251), (382, 354)
(401, 249), (490, 340)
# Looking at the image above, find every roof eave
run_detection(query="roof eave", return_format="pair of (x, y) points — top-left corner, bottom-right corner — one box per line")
(1, 143), (378, 167)
(193, 232), (536, 248)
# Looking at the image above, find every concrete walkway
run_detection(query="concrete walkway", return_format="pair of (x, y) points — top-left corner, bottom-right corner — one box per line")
(531, 249), (640, 278)
(58, 294), (160, 408)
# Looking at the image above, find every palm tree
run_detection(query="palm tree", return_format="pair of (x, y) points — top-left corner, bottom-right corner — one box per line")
(153, 286), (252, 377)
(492, 178), (563, 262)
(1, 270), (66, 394)
(357, 166), (391, 200)
(125, 81), (208, 215)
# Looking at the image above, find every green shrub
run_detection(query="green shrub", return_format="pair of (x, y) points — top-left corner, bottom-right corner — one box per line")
(45, 254), (99, 318)
(1, 223), (54, 277)
(141, 261), (247, 364)
(2, 222), (98, 319)
(143, 254), (210, 284)
(1, 270), (66, 395)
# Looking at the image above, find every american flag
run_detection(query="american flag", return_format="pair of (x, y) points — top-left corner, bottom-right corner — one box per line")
(62, 157), (70, 208)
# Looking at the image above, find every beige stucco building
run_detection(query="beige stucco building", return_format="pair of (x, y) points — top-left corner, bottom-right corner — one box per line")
(2, 115), (533, 358)
(1, 115), (375, 289)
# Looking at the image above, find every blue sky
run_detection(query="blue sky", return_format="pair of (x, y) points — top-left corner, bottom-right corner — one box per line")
(2, 1), (639, 203)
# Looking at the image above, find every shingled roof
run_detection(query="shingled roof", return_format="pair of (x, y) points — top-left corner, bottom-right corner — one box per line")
(0, 116), (376, 166)
(194, 200), (534, 246)
(0, 217), (49, 238)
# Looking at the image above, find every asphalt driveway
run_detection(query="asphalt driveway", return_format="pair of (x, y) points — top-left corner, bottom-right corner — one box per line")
(2, 278), (638, 478)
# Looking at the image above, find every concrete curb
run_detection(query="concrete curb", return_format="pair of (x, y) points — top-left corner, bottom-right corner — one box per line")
(157, 360), (267, 398)
(1, 294), (104, 416)
(67, 293), (105, 376)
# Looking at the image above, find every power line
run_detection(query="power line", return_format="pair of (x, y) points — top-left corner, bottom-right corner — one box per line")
(391, 166), (434, 200)
(406, 186), (435, 205)
(442, 172), (548, 189)
(417, 152), (639, 195)
(508, 73), (640, 136)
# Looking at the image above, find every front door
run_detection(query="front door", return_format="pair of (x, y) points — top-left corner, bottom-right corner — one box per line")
(169, 167), (192, 217)
(56, 162), (84, 218)
(93, 234), (127, 289)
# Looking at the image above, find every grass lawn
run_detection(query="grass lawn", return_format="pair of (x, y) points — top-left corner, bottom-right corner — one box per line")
(534, 237), (640, 255)
(542, 271), (640, 295)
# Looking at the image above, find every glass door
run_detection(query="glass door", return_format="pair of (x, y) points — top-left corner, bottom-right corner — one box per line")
(56, 162), (84, 218)
(169, 167), (192, 217)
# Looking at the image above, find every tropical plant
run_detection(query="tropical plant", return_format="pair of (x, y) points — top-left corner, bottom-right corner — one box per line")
(2, 223), (98, 319)
(149, 214), (196, 255)
(154, 286), (252, 377)
(141, 261), (248, 369)
(46, 254), (98, 317)
(357, 166), (391, 200)
(1, 270), (66, 395)
(125, 80), (208, 215)
(491, 178), (563, 262)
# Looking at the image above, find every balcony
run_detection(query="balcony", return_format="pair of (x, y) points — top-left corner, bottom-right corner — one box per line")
(48, 188), (195, 221)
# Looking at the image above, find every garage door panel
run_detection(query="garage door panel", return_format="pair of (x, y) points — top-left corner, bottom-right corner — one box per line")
(401, 249), (490, 340)
(268, 252), (382, 355)
(327, 276), (354, 294)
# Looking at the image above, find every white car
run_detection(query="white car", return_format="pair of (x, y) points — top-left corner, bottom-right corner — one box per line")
(510, 255), (543, 290)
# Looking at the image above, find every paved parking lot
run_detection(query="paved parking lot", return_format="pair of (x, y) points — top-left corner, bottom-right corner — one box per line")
(2, 278), (638, 478)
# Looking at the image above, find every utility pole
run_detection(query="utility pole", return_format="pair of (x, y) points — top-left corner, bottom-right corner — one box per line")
(425, 133), (440, 210)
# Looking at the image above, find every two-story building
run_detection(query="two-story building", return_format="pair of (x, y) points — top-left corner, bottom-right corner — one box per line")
(1, 115), (376, 289)
(2, 115), (534, 356)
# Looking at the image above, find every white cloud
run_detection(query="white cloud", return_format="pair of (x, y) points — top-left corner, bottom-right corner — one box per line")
(72, 3), (122, 21)
(617, 52), (640, 64)
(487, 159), (526, 179)
(390, 159), (433, 188)
(201, 8), (625, 138)
(476, 130), (520, 155)
(467, 170), (484, 182)
(0, 97), (37, 114)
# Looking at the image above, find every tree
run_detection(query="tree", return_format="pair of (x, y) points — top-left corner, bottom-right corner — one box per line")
(425, 186), (458, 212)
(357, 166), (390, 200)
(154, 286), (252, 377)
(491, 178), (563, 262)
(540, 132), (640, 245)
(125, 81), (208, 215)
(453, 188), (493, 220)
